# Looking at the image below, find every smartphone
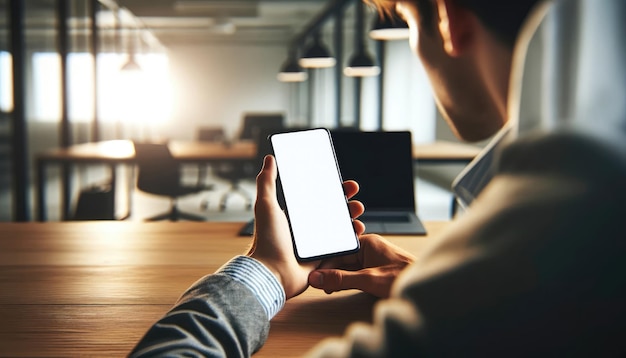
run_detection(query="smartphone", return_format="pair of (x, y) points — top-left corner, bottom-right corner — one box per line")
(270, 128), (360, 261)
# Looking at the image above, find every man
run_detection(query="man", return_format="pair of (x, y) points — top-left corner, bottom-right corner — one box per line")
(130, 0), (626, 356)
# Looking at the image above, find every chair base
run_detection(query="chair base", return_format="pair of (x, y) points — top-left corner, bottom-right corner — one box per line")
(218, 185), (253, 212)
(145, 201), (206, 222)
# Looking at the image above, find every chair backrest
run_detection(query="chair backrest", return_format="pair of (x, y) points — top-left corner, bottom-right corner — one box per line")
(132, 142), (180, 194)
(250, 125), (282, 174)
(197, 127), (226, 142)
(238, 113), (285, 140)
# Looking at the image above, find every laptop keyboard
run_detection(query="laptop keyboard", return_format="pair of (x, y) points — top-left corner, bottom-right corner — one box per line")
(359, 214), (410, 223)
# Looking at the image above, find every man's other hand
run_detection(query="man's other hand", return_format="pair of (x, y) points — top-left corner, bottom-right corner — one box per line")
(308, 234), (415, 298)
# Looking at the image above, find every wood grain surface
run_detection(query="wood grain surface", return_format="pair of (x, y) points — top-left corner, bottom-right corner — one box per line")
(0, 221), (447, 357)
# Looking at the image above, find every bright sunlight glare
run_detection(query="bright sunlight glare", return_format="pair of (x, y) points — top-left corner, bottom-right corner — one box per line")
(0, 51), (13, 113)
(32, 52), (172, 124)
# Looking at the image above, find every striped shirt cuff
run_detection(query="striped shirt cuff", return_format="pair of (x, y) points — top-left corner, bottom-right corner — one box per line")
(217, 255), (286, 319)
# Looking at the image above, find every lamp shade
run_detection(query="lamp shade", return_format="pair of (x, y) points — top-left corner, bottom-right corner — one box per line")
(121, 53), (141, 71)
(299, 34), (336, 68)
(369, 13), (409, 40)
(277, 57), (308, 82)
(344, 50), (380, 77)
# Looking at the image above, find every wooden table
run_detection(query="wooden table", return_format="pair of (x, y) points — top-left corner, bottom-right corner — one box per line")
(0, 221), (446, 357)
(36, 139), (480, 222)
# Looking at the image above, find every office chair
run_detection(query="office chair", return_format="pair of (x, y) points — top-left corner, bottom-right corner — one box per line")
(133, 141), (213, 221)
(212, 113), (285, 211)
(212, 129), (274, 211)
(196, 126), (226, 210)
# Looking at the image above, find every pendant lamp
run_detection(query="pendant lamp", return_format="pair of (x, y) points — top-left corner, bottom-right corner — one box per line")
(277, 49), (308, 82)
(121, 28), (141, 72)
(344, 0), (379, 77)
(369, 12), (409, 40)
(299, 32), (336, 68)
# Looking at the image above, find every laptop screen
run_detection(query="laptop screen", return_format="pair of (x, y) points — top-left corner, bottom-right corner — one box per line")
(331, 131), (416, 211)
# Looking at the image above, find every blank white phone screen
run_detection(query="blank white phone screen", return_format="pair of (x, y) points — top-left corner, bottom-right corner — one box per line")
(271, 129), (358, 260)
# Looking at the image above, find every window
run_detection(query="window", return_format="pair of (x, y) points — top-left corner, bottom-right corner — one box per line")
(31, 52), (171, 123)
(0, 51), (12, 113)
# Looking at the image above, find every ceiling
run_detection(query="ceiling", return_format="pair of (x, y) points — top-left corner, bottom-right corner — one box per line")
(0, 0), (363, 51)
(115, 0), (347, 47)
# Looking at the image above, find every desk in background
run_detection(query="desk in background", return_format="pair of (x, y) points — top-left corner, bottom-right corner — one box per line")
(412, 140), (482, 164)
(35, 140), (255, 221)
(36, 140), (481, 221)
(0, 221), (447, 357)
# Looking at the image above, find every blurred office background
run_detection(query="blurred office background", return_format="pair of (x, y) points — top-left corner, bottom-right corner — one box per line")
(0, 0), (477, 223)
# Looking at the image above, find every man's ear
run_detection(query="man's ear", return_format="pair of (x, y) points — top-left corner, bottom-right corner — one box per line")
(436, 0), (475, 57)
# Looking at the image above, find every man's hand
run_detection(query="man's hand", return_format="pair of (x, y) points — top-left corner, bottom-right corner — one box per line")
(248, 155), (365, 299)
(308, 234), (415, 298)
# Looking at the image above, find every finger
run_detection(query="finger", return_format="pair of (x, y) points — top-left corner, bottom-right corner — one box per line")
(342, 180), (359, 199)
(353, 219), (366, 236)
(348, 200), (365, 219)
(316, 253), (360, 270)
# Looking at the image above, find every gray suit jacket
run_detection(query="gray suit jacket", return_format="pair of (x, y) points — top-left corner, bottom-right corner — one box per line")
(129, 127), (626, 357)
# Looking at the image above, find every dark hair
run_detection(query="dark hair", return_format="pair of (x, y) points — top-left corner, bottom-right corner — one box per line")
(456, 0), (542, 47)
(369, 0), (542, 48)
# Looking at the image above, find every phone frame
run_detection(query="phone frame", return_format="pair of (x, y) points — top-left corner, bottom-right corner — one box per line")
(269, 128), (360, 262)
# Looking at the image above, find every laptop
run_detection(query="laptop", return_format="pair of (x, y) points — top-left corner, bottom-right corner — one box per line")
(331, 130), (427, 235)
(238, 129), (427, 236)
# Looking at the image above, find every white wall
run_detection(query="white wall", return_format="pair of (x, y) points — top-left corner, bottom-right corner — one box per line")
(381, 40), (437, 143)
(20, 38), (441, 176)
(158, 44), (292, 141)
(156, 40), (439, 143)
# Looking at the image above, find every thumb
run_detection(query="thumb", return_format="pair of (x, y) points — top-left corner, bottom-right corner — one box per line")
(256, 155), (277, 204)
(309, 269), (372, 295)
(253, 155), (287, 241)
